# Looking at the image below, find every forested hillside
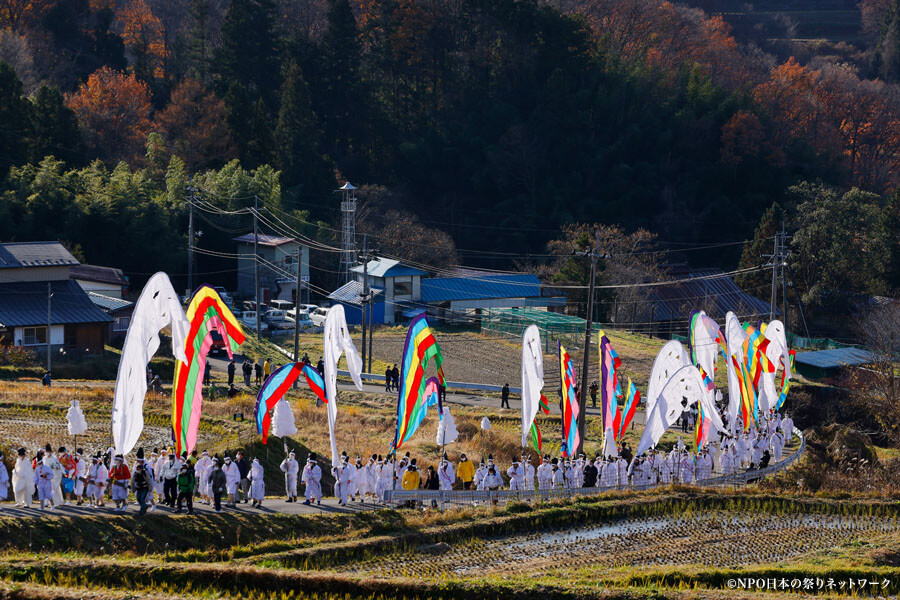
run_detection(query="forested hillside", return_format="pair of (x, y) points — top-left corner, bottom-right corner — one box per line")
(1, 0), (899, 318)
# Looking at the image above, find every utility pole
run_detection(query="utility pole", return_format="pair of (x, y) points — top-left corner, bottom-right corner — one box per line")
(46, 282), (52, 374)
(770, 232), (778, 321)
(361, 235), (368, 372)
(253, 195), (261, 341)
(358, 235), (379, 374)
(576, 229), (602, 457)
(293, 248), (302, 363)
(187, 185), (194, 293)
(781, 222), (789, 329)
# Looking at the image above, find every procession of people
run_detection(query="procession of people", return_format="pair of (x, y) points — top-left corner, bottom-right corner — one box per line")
(0, 406), (792, 514)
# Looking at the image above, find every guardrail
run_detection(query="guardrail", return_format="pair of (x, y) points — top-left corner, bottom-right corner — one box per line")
(384, 427), (805, 510)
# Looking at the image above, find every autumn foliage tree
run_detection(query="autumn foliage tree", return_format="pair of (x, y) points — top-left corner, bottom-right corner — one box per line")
(66, 67), (152, 164)
(156, 77), (233, 171)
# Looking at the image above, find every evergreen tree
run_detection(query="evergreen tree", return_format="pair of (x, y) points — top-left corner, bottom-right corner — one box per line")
(215, 0), (280, 106)
(275, 61), (334, 207)
(318, 0), (365, 163)
(224, 82), (274, 169)
(0, 61), (33, 177)
(873, 1), (900, 82)
(30, 85), (83, 166)
(187, 0), (213, 84)
(735, 202), (783, 294)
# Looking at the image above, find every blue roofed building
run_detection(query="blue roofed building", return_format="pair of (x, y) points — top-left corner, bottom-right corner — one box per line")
(0, 242), (113, 356)
(328, 259), (561, 325)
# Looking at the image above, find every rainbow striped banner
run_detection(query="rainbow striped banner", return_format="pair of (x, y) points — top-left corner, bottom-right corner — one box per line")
(598, 332), (623, 433)
(172, 285), (244, 455)
(529, 394), (551, 452)
(559, 342), (579, 457)
(616, 378), (640, 441)
(301, 362), (327, 405)
(390, 315), (445, 452)
(255, 362), (303, 443)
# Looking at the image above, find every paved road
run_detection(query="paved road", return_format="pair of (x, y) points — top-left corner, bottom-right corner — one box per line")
(0, 496), (381, 518)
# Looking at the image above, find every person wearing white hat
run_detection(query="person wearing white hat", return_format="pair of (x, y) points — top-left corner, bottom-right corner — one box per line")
(34, 452), (54, 511)
(71, 449), (87, 505)
(248, 458), (265, 507)
(86, 454), (107, 507)
(109, 454), (131, 511)
(280, 451), (299, 502)
(333, 455), (354, 506)
(195, 450), (212, 504)
(438, 454), (455, 492)
(301, 454), (322, 505)
(506, 456), (525, 492)
(523, 456), (536, 491)
(222, 456), (240, 508)
(375, 455), (392, 503)
(13, 448), (34, 507)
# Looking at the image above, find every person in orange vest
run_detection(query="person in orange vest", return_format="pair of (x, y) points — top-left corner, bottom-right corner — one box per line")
(108, 454), (132, 512)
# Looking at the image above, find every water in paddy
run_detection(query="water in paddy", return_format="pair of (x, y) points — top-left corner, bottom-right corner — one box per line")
(335, 511), (900, 577)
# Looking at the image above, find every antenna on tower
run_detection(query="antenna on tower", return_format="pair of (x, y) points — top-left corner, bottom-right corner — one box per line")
(337, 182), (357, 285)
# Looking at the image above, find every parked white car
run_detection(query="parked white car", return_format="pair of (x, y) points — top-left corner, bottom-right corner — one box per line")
(310, 306), (330, 326)
(288, 310), (319, 332)
(240, 311), (269, 331)
(269, 299), (294, 311)
(264, 309), (294, 330)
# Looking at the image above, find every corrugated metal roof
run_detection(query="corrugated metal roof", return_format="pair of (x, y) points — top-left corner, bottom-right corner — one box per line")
(0, 280), (113, 327)
(232, 234), (298, 247)
(71, 264), (128, 286)
(88, 292), (133, 313)
(350, 258), (427, 278)
(0, 242), (79, 269)
(630, 268), (774, 322)
(794, 347), (875, 369)
(421, 274), (542, 303)
(327, 281), (383, 306)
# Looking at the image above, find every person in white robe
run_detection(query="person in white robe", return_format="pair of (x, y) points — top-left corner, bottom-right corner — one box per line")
(351, 456), (367, 501)
(679, 452), (694, 484)
(523, 457), (536, 491)
(616, 456), (628, 488)
(601, 460), (617, 488)
(302, 454), (322, 505)
(43, 446), (64, 507)
(507, 458), (525, 492)
(482, 465), (503, 491)
(658, 453), (672, 484)
(473, 462), (487, 491)
(248, 458), (265, 506)
(563, 460), (575, 489)
(375, 457), (392, 503)
(782, 414), (794, 441)
(13, 448), (35, 507)
(222, 456), (240, 507)
(536, 457), (552, 491)
(333, 457), (354, 505)
(86, 454), (107, 506)
(280, 451), (299, 502)
(365, 455), (379, 500)
(438, 457), (455, 491)
(34, 455), (54, 511)
(195, 451), (212, 504)
(153, 449), (168, 504)
(572, 455), (585, 488)
(550, 460), (565, 489)
(771, 430), (785, 462)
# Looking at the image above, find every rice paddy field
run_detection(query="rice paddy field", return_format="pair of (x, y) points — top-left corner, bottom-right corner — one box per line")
(2, 492), (900, 599)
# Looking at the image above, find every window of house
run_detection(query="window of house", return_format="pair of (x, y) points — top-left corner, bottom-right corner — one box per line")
(23, 327), (47, 346)
(114, 316), (131, 331)
(394, 277), (413, 297)
(284, 253), (293, 265)
(65, 326), (76, 346)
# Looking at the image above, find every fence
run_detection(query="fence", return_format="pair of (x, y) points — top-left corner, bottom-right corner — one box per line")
(384, 428), (805, 510)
